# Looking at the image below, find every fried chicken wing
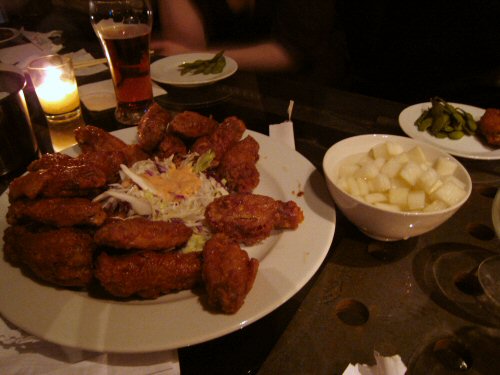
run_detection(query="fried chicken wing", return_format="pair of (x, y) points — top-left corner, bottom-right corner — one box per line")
(155, 134), (187, 160)
(205, 193), (304, 245)
(191, 116), (246, 167)
(75, 125), (148, 166)
(27, 153), (74, 171)
(479, 108), (500, 146)
(217, 135), (259, 193)
(78, 150), (127, 183)
(75, 125), (128, 153)
(202, 233), (259, 314)
(170, 111), (218, 139)
(27, 150), (126, 184)
(7, 197), (106, 227)
(8, 164), (107, 202)
(95, 250), (202, 298)
(137, 103), (171, 152)
(3, 225), (95, 287)
(94, 217), (193, 251)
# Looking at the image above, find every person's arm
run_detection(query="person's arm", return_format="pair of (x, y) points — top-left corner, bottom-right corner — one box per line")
(218, 42), (296, 71)
(151, 0), (297, 71)
(156, 0), (206, 48)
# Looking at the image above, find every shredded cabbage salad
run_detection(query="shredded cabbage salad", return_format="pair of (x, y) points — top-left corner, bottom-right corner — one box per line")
(93, 152), (228, 252)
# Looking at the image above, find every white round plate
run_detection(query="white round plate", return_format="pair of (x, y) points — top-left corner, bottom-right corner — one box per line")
(0, 128), (336, 353)
(0, 28), (20, 44)
(151, 53), (238, 87)
(493, 188), (500, 239)
(399, 102), (500, 160)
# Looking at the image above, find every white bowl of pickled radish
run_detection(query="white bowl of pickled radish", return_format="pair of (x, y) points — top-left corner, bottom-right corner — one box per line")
(323, 134), (472, 241)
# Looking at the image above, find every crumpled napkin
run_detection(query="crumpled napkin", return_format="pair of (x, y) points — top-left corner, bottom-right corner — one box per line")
(269, 100), (295, 149)
(21, 29), (62, 52)
(342, 351), (407, 375)
(0, 315), (180, 375)
(0, 29), (63, 68)
(78, 79), (167, 111)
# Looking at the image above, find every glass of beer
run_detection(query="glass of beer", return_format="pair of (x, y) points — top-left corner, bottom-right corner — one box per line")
(89, 0), (154, 126)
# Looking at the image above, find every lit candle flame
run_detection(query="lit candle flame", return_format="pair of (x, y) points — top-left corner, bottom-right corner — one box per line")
(36, 66), (80, 115)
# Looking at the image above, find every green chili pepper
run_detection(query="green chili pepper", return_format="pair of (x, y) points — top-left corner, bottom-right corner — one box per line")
(413, 97), (478, 140)
(178, 51), (226, 76)
(418, 117), (433, 132)
(449, 131), (465, 139)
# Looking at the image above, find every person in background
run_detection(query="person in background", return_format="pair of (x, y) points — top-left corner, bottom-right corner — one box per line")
(152, 0), (347, 86)
(336, 0), (500, 107)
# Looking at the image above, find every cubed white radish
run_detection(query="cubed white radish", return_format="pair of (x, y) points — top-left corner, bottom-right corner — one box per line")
(335, 140), (467, 213)
(417, 168), (440, 193)
(364, 192), (387, 204)
(346, 176), (361, 196)
(386, 141), (404, 156)
(407, 146), (428, 164)
(356, 154), (373, 166)
(424, 200), (448, 212)
(374, 157), (386, 169)
(427, 179), (443, 195)
(444, 175), (466, 190)
(338, 163), (360, 179)
(391, 176), (411, 188)
(434, 157), (458, 176)
(407, 190), (426, 210)
(380, 158), (402, 178)
(389, 187), (409, 207)
(399, 161), (423, 186)
(370, 143), (389, 159)
(356, 177), (370, 196)
(370, 173), (391, 192)
(356, 160), (380, 179)
(374, 202), (402, 212)
(394, 152), (410, 164)
(337, 176), (349, 191)
(432, 181), (467, 206)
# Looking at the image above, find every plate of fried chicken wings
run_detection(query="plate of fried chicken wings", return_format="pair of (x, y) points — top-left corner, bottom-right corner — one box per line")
(0, 110), (336, 353)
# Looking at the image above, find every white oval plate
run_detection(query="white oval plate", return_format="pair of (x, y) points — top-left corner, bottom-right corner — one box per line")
(0, 128), (336, 353)
(399, 102), (500, 160)
(151, 53), (238, 87)
(0, 28), (20, 44)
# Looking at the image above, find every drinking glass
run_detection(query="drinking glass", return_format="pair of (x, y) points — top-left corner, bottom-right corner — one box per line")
(0, 63), (39, 175)
(28, 55), (84, 152)
(89, 0), (154, 126)
(478, 255), (500, 308)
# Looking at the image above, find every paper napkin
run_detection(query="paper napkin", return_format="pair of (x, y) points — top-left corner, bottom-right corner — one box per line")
(342, 351), (407, 375)
(66, 49), (108, 77)
(0, 29), (63, 68)
(0, 315), (180, 375)
(269, 100), (296, 150)
(79, 79), (167, 112)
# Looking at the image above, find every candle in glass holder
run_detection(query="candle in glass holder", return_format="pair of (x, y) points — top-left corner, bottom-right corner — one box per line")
(28, 55), (84, 152)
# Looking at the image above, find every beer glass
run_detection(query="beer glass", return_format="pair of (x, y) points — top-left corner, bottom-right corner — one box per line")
(89, 0), (154, 126)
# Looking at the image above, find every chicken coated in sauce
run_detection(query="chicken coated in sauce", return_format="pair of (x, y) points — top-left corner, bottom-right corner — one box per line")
(95, 250), (202, 298)
(205, 193), (304, 245)
(3, 225), (95, 287)
(202, 233), (259, 314)
(94, 217), (193, 251)
(7, 197), (106, 227)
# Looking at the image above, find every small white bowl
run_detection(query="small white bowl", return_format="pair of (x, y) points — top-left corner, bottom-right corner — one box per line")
(322, 134), (472, 241)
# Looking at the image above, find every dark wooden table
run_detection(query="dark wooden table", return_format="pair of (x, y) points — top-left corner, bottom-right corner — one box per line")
(1, 8), (500, 373)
